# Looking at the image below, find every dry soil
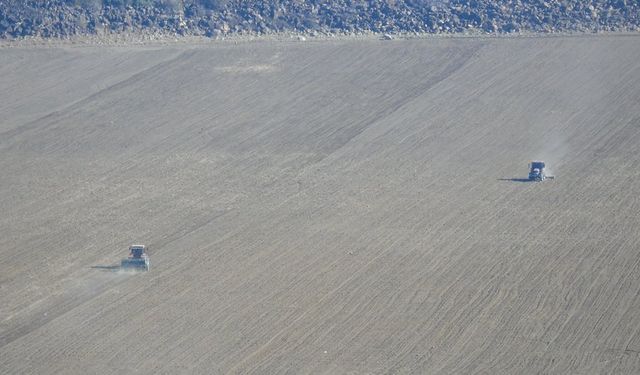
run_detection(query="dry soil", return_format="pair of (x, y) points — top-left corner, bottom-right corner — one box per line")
(1, 34), (640, 374)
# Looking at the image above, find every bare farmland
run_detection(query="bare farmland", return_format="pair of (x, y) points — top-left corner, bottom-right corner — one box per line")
(1, 35), (640, 374)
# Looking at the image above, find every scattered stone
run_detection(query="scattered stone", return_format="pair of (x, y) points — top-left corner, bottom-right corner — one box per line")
(0, 1), (639, 39)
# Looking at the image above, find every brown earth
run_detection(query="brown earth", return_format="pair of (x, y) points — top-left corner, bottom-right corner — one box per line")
(1, 35), (640, 374)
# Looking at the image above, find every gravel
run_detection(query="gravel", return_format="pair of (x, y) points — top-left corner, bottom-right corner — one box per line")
(0, 0), (638, 39)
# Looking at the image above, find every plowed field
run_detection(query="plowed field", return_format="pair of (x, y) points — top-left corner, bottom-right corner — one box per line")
(1, 35), (640, 374)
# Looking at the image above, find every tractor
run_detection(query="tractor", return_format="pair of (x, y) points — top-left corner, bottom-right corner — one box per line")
(121, 244), (150, 271)
(528, 161), (554, 181)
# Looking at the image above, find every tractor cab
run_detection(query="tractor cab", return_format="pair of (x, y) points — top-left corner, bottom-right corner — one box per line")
(129, 245), (146, 259)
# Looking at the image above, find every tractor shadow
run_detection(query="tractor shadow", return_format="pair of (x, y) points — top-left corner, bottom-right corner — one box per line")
(90, 265), (121, 272)
(497, 178), (533, 183)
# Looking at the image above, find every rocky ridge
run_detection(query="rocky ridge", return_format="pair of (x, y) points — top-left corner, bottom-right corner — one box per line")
(0, 0), (638, 39)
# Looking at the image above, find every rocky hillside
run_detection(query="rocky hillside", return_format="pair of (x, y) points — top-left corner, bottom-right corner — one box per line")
(1, 0), (639, 38)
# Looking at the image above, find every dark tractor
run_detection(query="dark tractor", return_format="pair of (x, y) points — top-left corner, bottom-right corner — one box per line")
(528, 161), (554, 182)
(121, 245), (150, 271)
